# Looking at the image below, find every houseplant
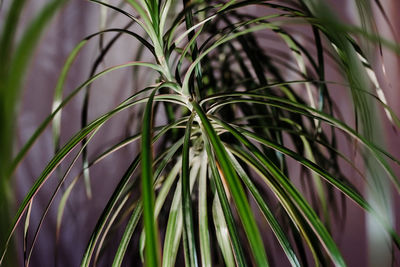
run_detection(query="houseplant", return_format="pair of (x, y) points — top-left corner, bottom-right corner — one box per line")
(1, 0), (400, 266)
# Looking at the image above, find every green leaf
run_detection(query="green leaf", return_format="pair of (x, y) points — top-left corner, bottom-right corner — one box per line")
(162, 179), (184, 267)
(193, 101), (269, 266)
(141, 88), (161, 267)
(212, 194), (235, 267)
(227, 145), (331, 266)
(204, 93), (400, 191)
(112, 202), (143, 267)
(203, 134), (246, 267)
(162, 156), (198, 267)
(117, 138), (184, 267)
(198, 151), (211, 267)
(81, 154), (141, 267)
(214, 120), (345, 266)
(26, 128), (101, 266)
(226, 150), (300, 267)
(10, 62), (163, 177)
(182, 114), (199, 266)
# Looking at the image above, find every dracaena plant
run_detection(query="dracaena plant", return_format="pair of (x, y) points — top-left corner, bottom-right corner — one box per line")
(1, 0), (400, 266)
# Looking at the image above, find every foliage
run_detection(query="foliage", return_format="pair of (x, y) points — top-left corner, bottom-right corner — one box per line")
(1, 0), (400, 266)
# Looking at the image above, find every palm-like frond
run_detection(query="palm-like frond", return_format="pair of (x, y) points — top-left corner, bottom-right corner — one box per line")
(1, 0), (400, 266)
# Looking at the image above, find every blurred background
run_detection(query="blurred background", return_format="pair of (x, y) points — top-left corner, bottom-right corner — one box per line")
(1, 0), (400, 266)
